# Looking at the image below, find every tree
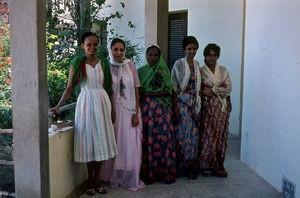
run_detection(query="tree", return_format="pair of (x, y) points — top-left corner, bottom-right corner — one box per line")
(46, 0), (143, 119)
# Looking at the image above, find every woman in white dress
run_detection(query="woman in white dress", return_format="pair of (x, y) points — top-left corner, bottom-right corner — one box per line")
(50, 32), (118, 196)
(100, 38), (145, 191)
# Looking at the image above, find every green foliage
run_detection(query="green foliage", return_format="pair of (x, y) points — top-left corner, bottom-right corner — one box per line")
(0, 105), (12, 129)
(0, 7), (12, 130)
(0, 133), (13, 161)
(0, 3), (14, 192)
(46, 0), (143, 121)
(0, 165), (15, 193)
(0, 16), (11, 108)
(124, 39), (143, 64)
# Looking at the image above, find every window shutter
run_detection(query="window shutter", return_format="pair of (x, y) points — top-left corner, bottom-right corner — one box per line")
(168, 11), (187, 70)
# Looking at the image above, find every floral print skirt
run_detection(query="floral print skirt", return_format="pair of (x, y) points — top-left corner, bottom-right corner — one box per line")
(140, 96), (176, 184)
(175, 92), (201, 173)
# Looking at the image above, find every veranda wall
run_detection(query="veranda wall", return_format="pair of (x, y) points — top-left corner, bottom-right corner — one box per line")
(241, 0), (300, 197)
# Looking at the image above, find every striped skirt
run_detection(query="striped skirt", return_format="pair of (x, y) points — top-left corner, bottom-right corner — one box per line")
(74, 88), (118, 162)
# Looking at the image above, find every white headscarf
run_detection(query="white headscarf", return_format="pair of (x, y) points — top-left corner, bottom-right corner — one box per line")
(109, 46), (136, 114)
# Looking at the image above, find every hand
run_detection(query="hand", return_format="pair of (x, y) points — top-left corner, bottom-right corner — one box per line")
(111, 108), (116, 123)
(131, 114), (139, 127)
(49, 106), (60, 117)
(202, 87), (213, 96)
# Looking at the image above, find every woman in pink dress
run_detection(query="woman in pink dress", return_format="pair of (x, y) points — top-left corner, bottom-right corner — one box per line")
(100, 38), (145, 191)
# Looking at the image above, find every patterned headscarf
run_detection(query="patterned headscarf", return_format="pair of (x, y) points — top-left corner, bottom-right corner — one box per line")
(138, 44), (173, 109)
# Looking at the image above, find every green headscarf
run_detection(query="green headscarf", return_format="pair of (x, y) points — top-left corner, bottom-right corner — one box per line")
(70, 55), (113, 95)
(138, 44), (173, 109)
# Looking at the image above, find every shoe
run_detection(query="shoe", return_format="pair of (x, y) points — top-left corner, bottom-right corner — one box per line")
(86, 188), (96, 196)
(95, 186), (107, 194)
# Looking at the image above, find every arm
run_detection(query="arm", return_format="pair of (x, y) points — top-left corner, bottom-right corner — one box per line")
(226, 95), (232, 113)
(109, 94), (116, 123)
(202, 68), (232, 97)
(131, 87), (140, 127)
(172, 90), (180, 124)
(212, 69), (232, 98)
(171, 61), (180, 94)
(129, 61), (140, 127)
(49, 65), (74, 116)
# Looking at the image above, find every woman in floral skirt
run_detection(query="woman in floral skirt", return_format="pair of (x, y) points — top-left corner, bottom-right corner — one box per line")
(138, 44), (176, 184)
(171, 36), (202, 179)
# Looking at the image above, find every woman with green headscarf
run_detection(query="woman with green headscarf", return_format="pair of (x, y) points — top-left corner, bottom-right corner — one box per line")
(138, 44), (176, 184)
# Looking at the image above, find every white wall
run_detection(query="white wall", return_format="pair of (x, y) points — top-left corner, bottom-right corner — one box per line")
(241, 0), (300, 197)
(106, 0), (244, 135)
(104, 0), (145, 66)
(169, 0), (244, 135)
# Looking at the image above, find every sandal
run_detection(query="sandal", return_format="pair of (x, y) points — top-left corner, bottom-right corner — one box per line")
(187, 171), (197, 180)
(86, 188), (96, 196)
(201, 170), (212, 177)
(95, 186), (107, 194)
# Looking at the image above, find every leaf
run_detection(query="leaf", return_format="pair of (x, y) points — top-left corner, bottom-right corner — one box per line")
(96, 0), (106, 6)
(128, 21), (135, 28)
(50, 34), (58, 39)
(48, 42), (54, 50)
(57, 9), (65, 14)
(120, 2), (125, 8)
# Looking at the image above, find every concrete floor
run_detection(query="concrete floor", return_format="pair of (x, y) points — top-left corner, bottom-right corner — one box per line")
(74, 134), (284, 198)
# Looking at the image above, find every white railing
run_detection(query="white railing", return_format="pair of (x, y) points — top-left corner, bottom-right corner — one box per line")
(47, 102), (76, 118)
(0, 102), (76, 134)
(0, 129), (13, 133)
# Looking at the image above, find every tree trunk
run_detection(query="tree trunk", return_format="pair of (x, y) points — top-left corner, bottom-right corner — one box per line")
(79, 0), (91, 35)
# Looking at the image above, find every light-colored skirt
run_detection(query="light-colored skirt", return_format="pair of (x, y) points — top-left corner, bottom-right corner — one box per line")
(100, 104), (145, 191)
(74, 88), (118, 162)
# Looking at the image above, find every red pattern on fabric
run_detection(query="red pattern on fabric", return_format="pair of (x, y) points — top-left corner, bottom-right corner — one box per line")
(200, 94), (230, 171)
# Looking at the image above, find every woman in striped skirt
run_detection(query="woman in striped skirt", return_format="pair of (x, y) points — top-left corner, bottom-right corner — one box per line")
(50, 32), (117, 196)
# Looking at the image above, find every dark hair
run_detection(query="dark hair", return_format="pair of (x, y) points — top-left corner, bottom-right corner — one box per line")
(203, 43), (221, 57)
(110, 38), (125, 49)
(146, 45), (161, 56)
(182, 36), (199, 49)
(80, 32), (99, 44)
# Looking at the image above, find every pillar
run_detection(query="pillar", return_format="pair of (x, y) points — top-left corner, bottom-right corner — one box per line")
(145, 0), (169, 62)
(10, 0), (50, 197)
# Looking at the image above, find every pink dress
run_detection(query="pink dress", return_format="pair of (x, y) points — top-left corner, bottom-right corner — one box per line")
(100, 61), (145, 191)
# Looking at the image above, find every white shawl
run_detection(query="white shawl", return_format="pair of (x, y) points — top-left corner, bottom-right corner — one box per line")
(201, 62), (231, 112)
(171, 57), (202, 113)
(109, 49), (136, 114)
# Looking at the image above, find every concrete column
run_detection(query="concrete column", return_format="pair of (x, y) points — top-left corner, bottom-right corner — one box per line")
(10, 0), (50, 198)
(145, 0), (169, 62)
